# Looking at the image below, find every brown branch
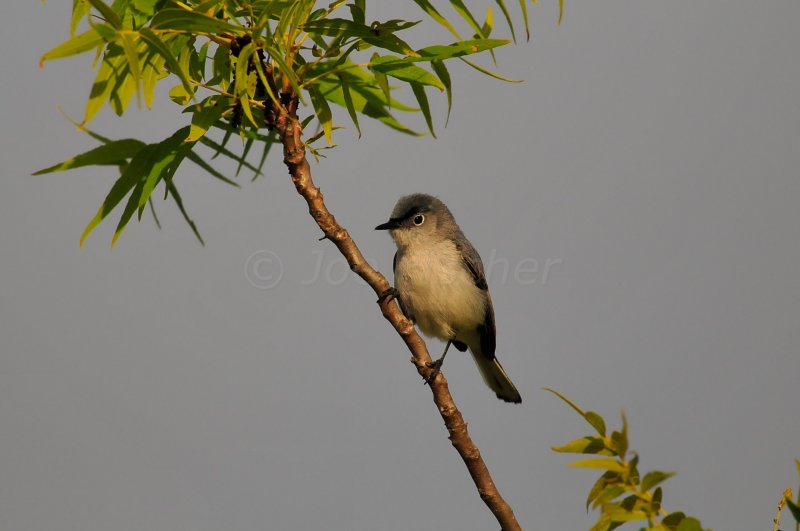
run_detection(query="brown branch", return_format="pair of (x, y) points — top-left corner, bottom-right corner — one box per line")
(274, 97), (522, 531)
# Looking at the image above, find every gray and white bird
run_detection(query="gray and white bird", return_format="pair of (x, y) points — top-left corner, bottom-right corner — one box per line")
(376, 193), (521, 403)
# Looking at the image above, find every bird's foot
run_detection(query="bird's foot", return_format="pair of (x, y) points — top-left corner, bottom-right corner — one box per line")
(377, 287), (398, 304)
(424, 357), (444, 386)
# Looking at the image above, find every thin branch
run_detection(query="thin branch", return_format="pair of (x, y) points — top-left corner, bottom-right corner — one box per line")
(274, 95), (522, 531)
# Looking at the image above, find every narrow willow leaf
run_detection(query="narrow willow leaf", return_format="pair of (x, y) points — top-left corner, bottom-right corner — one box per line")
(316, 77), (422, 136)
(167, 181), (204, 246)
(87, 0), (122, 29)
(185, 151), (240, 187)
(410, 82), (434, 138)
(307, 85), (333, 145)
(136, 128), (189, 216)
(569, 458), (626, 474)
(71, 0), (89, 36)
(80, 144), (156, 247)
(150, 8), (245, 34)
(414, 38), (510, 62)
(518, 0), (530, 40)
(544, 388), (606, 435)
(591, 485), (626, 509)
(640, 471), (675, 493)
(84, 52), (121, 124)
(586, 471), (622, 511)
(449, 0), (485, 39)
(112, 179), (145, 247)
(39, 28), (107, 66)
(410, 0), (461, 39)
(33, 139), (145, 174)
(187, 96), (225, 142)
(494, 0), (516, 43)
(236, 137), (254, 177)
(148, 197), (161, 230)
(430, 60), (452, 125)
(337, 73), (361, 137)
(368, 53), (392, 106)
(585, 412), (607, 436)
(460, 57), (522, 82)
(139, 28), (193, 94)
(370, 57), (444, 90)
(552, 436), (611, 455)
(234, 42), (258, 127)
(785, 496), (800, 523)
(118, 32), (142, 106)
(558, 0), (565, 26)
(198, 136), (262, 174)
(109, 64), (137, 115)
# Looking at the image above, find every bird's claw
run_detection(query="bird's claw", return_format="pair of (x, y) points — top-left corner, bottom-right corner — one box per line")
(424, 358), (444, 386)
(377, 287), (398, 304)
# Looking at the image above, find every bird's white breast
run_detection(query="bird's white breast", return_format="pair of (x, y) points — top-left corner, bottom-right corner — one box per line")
(394, 239), (487, 341)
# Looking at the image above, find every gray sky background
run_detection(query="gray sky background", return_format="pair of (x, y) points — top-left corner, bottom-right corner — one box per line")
(2, 1), (799, 530)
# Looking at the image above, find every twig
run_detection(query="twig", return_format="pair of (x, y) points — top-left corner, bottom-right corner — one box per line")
(274, 97), (522, 531)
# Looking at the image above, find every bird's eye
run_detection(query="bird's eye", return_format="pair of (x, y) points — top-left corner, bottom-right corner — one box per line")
(413, 214), (425, 226)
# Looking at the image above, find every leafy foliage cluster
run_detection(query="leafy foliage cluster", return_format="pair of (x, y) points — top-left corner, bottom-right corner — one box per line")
(37, 0), (560, 246)
(547, 389), (708, 531)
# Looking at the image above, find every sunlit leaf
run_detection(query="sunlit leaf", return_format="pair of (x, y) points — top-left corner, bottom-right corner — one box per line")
(640, 471), (675, 493)
(33, 139), (146, 174)
(337, 73), (361, 137)
(430, 60), (452, 125)
(370, 56), (444, 90)
(410, 0), (460, 39)
(552, 436), (611, 455)
(569, 458), (626, 474)
(307, 85), (333, 145)
(410, 82), (434, 137)
(87, 0), (122, 29)
(40, 28), (107, 66)
(150, 8), (245, 34)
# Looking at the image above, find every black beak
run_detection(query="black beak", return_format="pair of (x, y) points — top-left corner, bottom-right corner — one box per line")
(375, 219), (400, 230)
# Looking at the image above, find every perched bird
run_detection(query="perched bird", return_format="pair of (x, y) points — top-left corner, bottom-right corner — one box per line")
(376, 193), (521, 403)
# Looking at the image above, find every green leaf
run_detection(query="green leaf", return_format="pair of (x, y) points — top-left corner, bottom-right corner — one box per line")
(80, 145), (155, 246)
(33, 139), (146, 174)
(118, 32), (142, 106)
(150, 8), (245, 35)
(233, 42), (258, 128)
(415, 38), (510, 62)
(448, 0), (485, 39)
(370, 56), (444, 90)
(662, 511), (687, 528)
(569, 458), (626, 474)
(494, 0), (516, 43)
(517, 0), (530, 40)
(87, 0), (122, 29)
(430, 60), (452, 125)
(302, 18), (420, 57)
(337, 73), (361, 137)
(307, 85), (333, 145)
(139, 28), (193, 95)
(460, 57), (522, 82)
(410, 82), (434, 137)
(786, 496), (800, 523)
(39, 28), (107, 66)
(544, 388), (607, 436)
(185, 151), (240, 187)
(186, 96), (226, 143)
(552, 436), (611, 455)
(166, 180), (204, 246)
(674, 517), (703, 531)
(640, 471), (675, 493)
(410, 0), (461, 39)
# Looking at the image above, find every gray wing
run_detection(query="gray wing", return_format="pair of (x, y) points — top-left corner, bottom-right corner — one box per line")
(455, 240), (488, 291)
(455, 240), (496, 358)
(392, 251), (413, 320)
